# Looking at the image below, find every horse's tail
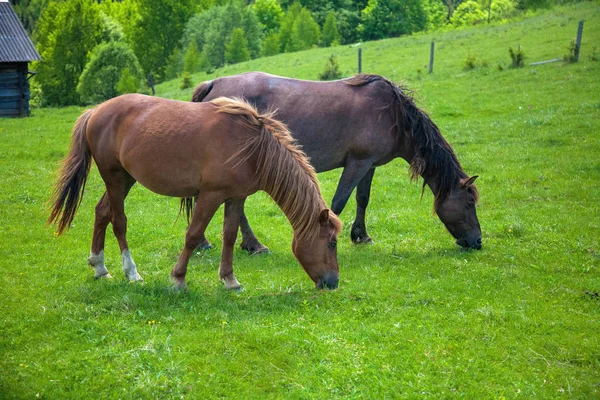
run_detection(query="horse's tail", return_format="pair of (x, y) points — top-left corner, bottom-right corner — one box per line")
(178, 197), (195, 225)
(47, 109), (94, 235)
(191, 79), (214, 102)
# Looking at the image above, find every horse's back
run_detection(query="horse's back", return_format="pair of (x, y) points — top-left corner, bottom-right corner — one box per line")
(201, 73), (398, 171)
(87, 94), (256, 198)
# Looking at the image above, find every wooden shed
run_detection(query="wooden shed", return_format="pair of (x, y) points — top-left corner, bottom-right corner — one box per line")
(0, 0), (41, 117)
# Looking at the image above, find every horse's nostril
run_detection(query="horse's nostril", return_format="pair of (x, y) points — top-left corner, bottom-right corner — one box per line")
(476, 237), (482, 245)
(317, 272), (339, 290)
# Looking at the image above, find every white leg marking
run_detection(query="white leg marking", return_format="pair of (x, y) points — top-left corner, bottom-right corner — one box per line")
(88, 250), (112, 279)
(122, 249), (143, 281)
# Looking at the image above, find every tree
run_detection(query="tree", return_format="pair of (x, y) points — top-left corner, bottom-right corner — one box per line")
(450, 0), (485, 26)
(359, 0), (427, 41)
(289, 8), (320, 52)
(287, 0), (360, 45)
(181, 7), (220, 53)
(77, 41), (145, 104)
(262, 32), (281, 56)
(183, 41), (202, 73)
(278, 2), (302, 52)
(225, 28), (251, 64)
(12, 0), (48, 36)
(131, 0), (194, 80)
(322, 11), (341, 46)
(202, 1), (263, 68)
(441, 0), (463, 22)
(253, 0), (284, 33)
(35, 0), (103, 106)
(490, 0), (517, 21)
(424, 0), (448, 29)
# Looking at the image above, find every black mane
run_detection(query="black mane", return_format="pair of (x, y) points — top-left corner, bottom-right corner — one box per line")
(345, 74), (477, 209)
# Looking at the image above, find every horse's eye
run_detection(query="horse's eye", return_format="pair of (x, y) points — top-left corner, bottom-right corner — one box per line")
(329, 241), (337, 249)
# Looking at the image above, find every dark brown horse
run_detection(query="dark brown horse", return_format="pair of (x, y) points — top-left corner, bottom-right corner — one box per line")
(48, 94), (342, 289)
(192, 72), (481, 252)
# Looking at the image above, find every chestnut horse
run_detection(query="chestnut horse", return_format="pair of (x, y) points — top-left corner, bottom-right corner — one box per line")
(48, 94), (342, 290)
(192, 72), (481, 252)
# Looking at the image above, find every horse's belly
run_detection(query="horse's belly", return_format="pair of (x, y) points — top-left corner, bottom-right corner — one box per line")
(130, 168), (200, 198)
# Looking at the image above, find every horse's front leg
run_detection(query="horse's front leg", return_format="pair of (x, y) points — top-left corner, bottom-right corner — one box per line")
(351, 168), (375, 244)
(220, 199), (244, 289)
(330, 158), (374, 243)
(170, 193), (222, 290)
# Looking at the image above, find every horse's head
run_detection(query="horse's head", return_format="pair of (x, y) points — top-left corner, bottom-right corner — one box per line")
(436, 176), (482, 250)
(292, 209), (340, 289)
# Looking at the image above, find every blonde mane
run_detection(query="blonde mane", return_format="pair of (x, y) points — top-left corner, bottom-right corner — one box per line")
(211, 97), (342, 240)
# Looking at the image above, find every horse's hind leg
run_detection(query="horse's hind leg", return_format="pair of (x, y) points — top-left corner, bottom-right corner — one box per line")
(88, 192), (112, 278)
(351, 168), (375, 244)
(239, 207), (269, 255)
(103, 170), (142, 281)
(171, 192), (222, 289)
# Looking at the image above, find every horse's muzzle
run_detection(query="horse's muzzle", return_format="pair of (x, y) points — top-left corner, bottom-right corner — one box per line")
(317, 272), (339, 289)
(457, 236), (482, 250)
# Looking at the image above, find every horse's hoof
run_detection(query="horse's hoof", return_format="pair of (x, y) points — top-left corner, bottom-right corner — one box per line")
(250, 246), (270, 255)
(352, 235), (373, 245)
(127, 273), (144, 282)
(221, 275), (242, 290)
(241, 241), (270, 255)
(196, 242), (213, 251)
(170, 275), (187, 290)
(171, 281), (187, 291)
(95, 273), (113, 279)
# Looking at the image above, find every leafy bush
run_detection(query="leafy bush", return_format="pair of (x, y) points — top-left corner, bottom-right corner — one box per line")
(451, 0), (486, 26)
(77, 41), (145, 104)
(490, 0), (518, 21)
(424, 0), (448, 30)
(509, 46), (525, 68)
(563, 39), (576, 63)
(116, 68), (140, 95)
(319, 55), (342, 80)
(464, 54), (478, 70)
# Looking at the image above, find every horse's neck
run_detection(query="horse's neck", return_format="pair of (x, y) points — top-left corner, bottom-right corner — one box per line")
(397, 131), (441, 197)
(261, 167), (324, 238)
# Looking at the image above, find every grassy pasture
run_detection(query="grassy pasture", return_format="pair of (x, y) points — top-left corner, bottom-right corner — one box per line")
(1, 2), (599, 398)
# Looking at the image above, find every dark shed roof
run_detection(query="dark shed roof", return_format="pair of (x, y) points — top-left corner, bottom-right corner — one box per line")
(0, 1), (41, 62)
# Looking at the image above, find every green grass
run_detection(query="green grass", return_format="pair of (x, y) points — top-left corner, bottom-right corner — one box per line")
(1, 2), (599, 398)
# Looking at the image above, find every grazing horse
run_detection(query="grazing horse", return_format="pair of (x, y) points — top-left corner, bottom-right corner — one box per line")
(192, 72), (481, 252)
(48, 94), (342, 290)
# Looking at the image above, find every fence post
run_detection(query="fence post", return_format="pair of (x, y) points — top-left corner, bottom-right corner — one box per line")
(574, 20), (584, 62)
(429, 41), (435, 74)
(358, 48), (362, 73)
(148, 74), (155, 95)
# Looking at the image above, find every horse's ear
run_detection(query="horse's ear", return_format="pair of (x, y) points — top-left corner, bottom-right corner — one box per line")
(319, 209), (330, 226)
(462, 175), (478, 188)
